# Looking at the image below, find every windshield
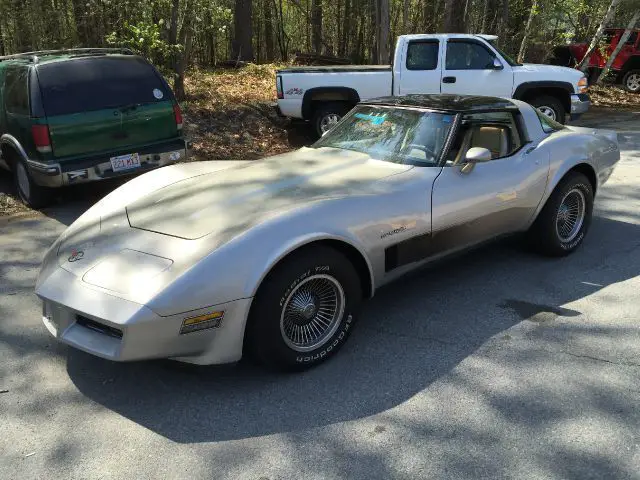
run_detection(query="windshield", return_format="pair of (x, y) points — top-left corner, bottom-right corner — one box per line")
(488, 40), (522, 67)
(312, 105), (456, 166)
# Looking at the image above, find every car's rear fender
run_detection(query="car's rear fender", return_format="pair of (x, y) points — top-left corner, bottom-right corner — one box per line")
(530, 130), (619, 224)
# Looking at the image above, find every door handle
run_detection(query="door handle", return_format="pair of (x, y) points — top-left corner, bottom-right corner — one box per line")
(442, 76), (456, 84)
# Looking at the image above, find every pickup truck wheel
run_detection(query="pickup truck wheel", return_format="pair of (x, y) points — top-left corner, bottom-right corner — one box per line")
(312, 103), (349, 138)
(530, 95), (566, 124)
(245, 245), (362, 371)
(14, 160), (53, 209)
(530, 172), (593, 257)
(622, 70), (640, 93)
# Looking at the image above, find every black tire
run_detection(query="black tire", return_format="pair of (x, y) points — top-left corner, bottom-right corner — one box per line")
(245, 245), (362, 371)
(529, 172), (594, 257)
(311, 102), (350, 139)
(13, 158), (53, 209)
(529, 94), (566, 124)
(622, 69), (640, 94)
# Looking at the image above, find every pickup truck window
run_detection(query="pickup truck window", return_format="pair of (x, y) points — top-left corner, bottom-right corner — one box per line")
(487, 40), (522, 66)
(446, 41), (496, 70)
(312, 105), (454, 166)
(406, 41), (439, 70)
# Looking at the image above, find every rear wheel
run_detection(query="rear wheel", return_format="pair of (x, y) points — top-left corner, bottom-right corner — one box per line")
(311, 102), (349, 139)
(529, 172), (593, 256)
(13, 159), (53, 209)
(530, 95), (566, 124)
(245, 245), (362, 371)
(622, 70), (640, 93)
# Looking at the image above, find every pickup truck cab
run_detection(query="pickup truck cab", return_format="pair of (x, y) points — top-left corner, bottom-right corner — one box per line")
(276, 34), (590, 136)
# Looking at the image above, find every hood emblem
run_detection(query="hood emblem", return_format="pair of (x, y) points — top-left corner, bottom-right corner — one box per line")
(68, 249), (85, 262)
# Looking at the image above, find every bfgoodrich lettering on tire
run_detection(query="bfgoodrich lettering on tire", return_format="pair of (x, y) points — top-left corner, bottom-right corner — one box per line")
(245, 245), (362, 371)
(530, 172), (594, 256)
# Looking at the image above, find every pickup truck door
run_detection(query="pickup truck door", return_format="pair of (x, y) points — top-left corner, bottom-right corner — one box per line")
(396, 39), (443, 95)
(440, 39), (514, 97)
(430, 112), (549, 252)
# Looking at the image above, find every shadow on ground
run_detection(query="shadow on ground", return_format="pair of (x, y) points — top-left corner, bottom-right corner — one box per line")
(61, 210), (640, 449)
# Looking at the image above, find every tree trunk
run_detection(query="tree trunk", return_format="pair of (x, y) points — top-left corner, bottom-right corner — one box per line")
(339, 0), (351, 57)
(370, 0), (378, 63)
(597, 10), (640, 84)
(174, 0), (194, 101)
(264, 0), (275, 62)
(378, 0), (390, 63)
(232, 0), (254, 61)
(169, 0), (179, 46)
(442, 0), (466, 32)
(517, 0), (538, 63)
(578, 0), (623, 72)
(403, 0), (409, 33)
(480, 0), (488, 33)
(311, 0), (322, 55)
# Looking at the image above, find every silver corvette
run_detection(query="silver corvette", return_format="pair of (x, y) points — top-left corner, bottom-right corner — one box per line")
(36, 95), (620, 370)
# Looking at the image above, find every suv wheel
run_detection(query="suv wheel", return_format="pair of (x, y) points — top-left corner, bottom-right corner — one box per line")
(14, 160), (53, 209)
(530, 95), (566, 124)
(622, 70), (640, 93)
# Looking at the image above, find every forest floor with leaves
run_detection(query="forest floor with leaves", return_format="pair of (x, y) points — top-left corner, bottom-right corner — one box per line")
(1, 65), (639, 217)
(182, 64), (310, 161)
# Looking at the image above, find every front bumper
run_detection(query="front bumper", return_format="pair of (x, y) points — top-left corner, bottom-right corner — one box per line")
(570, 93), (590, 119)
(37, 266), (251, 365)
(28, 139), (191, 188)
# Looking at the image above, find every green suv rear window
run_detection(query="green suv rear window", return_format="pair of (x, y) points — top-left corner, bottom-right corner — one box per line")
(36, 56), (169, 116)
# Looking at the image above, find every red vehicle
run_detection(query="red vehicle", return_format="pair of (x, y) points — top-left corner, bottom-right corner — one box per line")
(548, 28), (640, 93)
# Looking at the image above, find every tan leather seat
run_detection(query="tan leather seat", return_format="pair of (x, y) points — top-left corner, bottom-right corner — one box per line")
(470, 126), (509, 158)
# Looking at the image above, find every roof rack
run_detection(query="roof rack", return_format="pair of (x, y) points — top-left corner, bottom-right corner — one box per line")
(0, 48), (134, 63)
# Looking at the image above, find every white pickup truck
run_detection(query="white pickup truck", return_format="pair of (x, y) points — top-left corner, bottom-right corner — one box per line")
(276, 34), (590, 137)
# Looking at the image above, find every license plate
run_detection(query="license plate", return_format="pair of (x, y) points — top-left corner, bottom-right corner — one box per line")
(110, 153), (140, 172)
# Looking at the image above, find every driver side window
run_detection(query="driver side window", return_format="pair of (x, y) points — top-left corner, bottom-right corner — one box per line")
(445, 41), (496, 70)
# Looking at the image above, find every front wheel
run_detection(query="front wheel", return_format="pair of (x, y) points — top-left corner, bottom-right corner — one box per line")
(622, 70), (640, 93)
(530, 95), (566, 124)
(245, 245), (362, 371)
(529, 172), (594, 256)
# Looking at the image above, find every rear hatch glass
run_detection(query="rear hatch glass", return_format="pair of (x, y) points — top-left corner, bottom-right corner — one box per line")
(36, 56), (178, 158)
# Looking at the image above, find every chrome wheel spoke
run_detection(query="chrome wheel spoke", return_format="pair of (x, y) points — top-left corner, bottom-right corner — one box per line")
(555, 188), (586, 243)
(279, 274), (345, 352)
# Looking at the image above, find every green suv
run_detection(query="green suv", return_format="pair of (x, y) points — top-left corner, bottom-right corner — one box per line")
(0, 48), (189, 208)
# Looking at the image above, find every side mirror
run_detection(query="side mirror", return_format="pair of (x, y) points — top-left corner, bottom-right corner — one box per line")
(491, 57), (504, 70)
(460, 147), (492, 174)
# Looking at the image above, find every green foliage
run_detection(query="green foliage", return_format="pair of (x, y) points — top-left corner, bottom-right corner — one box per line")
(106, 21), (181, 68)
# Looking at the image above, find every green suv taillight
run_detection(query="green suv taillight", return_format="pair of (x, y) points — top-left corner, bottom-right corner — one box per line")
(32, 125), (52, 153)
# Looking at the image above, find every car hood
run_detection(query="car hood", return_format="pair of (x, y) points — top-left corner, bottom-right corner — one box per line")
(513, 63), (583, 85)
(125, 147), (412, 240)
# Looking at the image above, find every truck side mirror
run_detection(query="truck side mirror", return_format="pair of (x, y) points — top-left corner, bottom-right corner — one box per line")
(491, 57), (504, 70)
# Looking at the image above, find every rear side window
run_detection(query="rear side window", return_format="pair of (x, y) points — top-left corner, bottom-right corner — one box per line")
(4, 68), (29, 115)
(36, 57), (169, 116)
(406, 41), (439, 70)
